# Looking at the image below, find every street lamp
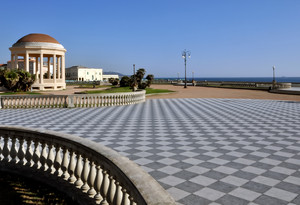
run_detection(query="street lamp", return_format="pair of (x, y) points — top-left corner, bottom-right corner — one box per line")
(182, 49), (191, 88)
(272, 66), (275, 82)
(132, 64), (137, 91)
(192, 71), (194, 81)
(272, 65), (276, 89)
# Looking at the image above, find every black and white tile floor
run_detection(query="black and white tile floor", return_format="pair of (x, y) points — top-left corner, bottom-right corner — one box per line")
(1, 98), (300, 205)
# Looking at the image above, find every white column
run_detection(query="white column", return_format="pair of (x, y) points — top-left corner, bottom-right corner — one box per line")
(15, 54), (18, 69)
(47, 56), (50, 79)
(62, 55), (65, 82)
(25, 52), (29, 72)
(10, 54), (13, 70)
(35, 57), (39, 80)
(58, 56), (61, 79)
(40, 53), (43, 84)
(53, 54), (56, 84)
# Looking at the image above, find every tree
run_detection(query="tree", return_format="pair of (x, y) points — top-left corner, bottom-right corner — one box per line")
(120, 76), (131, 87)
(146, 74), (154, 87)
(109, 78), (119, 86)
(119, 68), (154, 90)
(16, 70), (35, 91)
(0, 69), (35, 92)
(135, 68), (146, 86)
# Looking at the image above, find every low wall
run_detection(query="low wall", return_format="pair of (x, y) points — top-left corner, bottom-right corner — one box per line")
(196, 81), (292, 89)
(0, 126), (176, 205)
(0, 90), (146, 109)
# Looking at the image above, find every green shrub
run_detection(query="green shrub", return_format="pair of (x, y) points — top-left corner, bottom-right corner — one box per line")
(0, 69), (35, 92)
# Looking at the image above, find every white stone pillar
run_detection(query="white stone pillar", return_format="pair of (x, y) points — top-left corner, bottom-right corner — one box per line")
(58, 56), (61, 79)
(47, 56), (50, 79)
(25, 52), (29, 72)
(62, 55), (65, 82)
(53, 54), (57, 84)
(35, 57), (39, 80)
(15, 54), (18, 69)
(40, 53), (43, 84)
(10, 54), (13, 70)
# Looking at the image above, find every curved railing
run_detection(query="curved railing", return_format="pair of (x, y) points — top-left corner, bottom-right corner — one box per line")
(0, 90), (146, 109)
(0, 126), (175, 205)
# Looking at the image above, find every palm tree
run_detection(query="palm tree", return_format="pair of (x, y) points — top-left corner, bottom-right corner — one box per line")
(146, 74), (154, 87)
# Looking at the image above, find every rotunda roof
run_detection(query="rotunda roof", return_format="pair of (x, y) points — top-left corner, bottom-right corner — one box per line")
(16, 33), (60, 44)
(12, 33), (65, 49)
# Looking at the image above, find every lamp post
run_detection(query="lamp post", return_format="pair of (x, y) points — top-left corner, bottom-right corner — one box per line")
(182, 49), (191, 88)
(272, 65), (276, 89)
(133, 64), (137, 91)
(192, 71), (194, 81)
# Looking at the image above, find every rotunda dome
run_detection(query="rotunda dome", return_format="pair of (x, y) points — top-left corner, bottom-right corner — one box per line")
(12, 33), (64, 49)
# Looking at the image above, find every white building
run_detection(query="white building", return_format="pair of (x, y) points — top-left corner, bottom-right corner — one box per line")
(9, 33), (66, 90)
(66, 66), (119, 82)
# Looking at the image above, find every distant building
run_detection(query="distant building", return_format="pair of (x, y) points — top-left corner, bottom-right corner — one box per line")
(66, 66), (119, 82)
(102, 74), (119, 82)
(0, 64), (7, 70)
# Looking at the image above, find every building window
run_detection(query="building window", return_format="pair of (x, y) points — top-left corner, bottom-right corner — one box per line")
(87, 72), (89, 75)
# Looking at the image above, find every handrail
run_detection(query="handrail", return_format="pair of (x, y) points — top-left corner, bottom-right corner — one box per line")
(0, 90), (146, 109)
(0, 126), (175, 205)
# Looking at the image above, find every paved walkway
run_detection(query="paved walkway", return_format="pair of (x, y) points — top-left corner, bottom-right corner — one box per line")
(147, 84), (300, 101)
(1, 98), (300, 205)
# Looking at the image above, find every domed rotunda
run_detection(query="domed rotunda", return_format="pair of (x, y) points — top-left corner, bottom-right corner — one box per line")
(9, 33), (66, 90)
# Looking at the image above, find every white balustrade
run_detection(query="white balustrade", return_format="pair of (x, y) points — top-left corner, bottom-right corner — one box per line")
(0, 90), (146, 109)
(0, 126), (175, 205)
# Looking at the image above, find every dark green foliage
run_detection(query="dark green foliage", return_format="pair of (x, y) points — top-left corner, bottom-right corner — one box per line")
(119, 68), (154, 90)
(120, 76), (131, 87)
(135, 68), (146, 87)
(0, 69), (35, 92)
(146, 74), (154, 87)
(108, 78), (119, 86)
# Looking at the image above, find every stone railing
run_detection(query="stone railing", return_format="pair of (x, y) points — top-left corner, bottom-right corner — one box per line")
(0, 126), (175, 205)
(196, 81), (292, 89)
(0, 90), (146, 109)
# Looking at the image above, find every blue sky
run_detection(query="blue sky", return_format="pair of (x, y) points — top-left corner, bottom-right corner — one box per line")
(1, 0), (299, 77)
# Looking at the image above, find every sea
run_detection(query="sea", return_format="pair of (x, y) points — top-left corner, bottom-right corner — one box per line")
(157, 77), (300, 83)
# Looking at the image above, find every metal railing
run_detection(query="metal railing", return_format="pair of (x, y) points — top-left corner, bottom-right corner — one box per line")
(0, 126), (175, 205)
(0, 90), (146, 109)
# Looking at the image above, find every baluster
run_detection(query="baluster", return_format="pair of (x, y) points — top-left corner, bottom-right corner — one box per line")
(121, 189), (130, 205)
(40, 142), (48, 171)
(2, 135), (10, 163)
(100, 170), (109, 204)
(107, 176), (116, 204)
(94, 164), (104, 204)
(25, 138), (33, 167)
(46, 143), (55, 174)
(74, 153), (83, 188)
(17, 137), (25, 165)
(129, 197), (137, 205)
(54, 146), (63, 176)
(114, 182), (123, 205)
(0, 136), (2, 160)
(68, 149), (76, 183)
(81, 157), (90, 192)
(87, 161), (97, 197)
(32, 139), (41, 169)
(10, 137), (18, 164)
(61, 147), (70, 180)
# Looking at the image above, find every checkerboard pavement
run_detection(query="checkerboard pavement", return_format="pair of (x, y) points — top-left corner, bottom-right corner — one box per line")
(1, 98), (300, 205)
